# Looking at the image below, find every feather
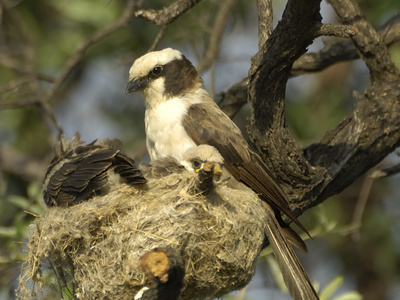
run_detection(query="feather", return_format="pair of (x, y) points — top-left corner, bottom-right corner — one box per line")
(263, 203), (319, 300)
(43, 133), (146, 207)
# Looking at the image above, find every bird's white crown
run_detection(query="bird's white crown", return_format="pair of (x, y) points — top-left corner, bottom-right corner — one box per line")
(129, 48), (183, 81)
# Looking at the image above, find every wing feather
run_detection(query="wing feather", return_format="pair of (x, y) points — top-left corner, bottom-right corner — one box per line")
(263, 203), (319, 300)
(43, 136), (146, 207)
(182, 101), (308, 233)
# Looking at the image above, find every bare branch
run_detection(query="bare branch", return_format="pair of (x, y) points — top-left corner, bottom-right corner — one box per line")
(217, 78), (247, 119)
(45, 0), (138, 105)
(370, 162), (400, 179)
(148, 26), (169, 52)
(197, 0), (238, 74)
(0, 145), (44, 181)
(350, 171), (374, 241)
(0, 98), (41, 109)
(218, 14), (400, 117)
(256, 0), (273, 49)
(135, 0), (203, 26)
(328, 0), (400, 81)
(296, 1), (400, 205)
(318, 23), (357, 38)
(247, 0), (323, 214)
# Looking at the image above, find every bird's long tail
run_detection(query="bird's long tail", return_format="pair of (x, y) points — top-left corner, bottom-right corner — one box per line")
(263, 202), (319, 300)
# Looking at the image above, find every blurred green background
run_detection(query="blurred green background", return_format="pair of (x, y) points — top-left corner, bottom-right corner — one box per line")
(0, 0), (399, 299)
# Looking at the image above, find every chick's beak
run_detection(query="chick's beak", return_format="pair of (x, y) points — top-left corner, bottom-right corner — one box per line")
(201, 162), (223, 181)
(212, 163), (223, 180)
(126, 78), (148, 94)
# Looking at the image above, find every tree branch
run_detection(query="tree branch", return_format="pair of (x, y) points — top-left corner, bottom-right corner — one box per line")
(317, 23), (357, 38)
(301, 0), (400, 204)
(244, 0), (400, 218)
(328, 0), (400, 82)
(196, 0), (238, 74)
(218, 13), (400, 124)
(135, 0), (203, 26)
(246, 0), (323, 214)
(45, 0), (139, 107)
(256, 0), (273, 49)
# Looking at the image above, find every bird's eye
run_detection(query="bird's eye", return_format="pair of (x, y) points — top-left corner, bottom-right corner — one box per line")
(191, 159), (201, 169)
(151, 66), (163, 77)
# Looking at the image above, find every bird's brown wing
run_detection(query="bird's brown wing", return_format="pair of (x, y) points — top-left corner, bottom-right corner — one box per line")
(113, 152), (147, 185)
(44, 138), (146, 207)
(44, 148), (115, 206)
(182, 102), (308, 234)
(263, 203), (319, 300)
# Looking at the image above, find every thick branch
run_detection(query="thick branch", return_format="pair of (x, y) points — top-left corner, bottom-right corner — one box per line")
(245, 0), (400, 218)
(246, 0), (323, 213)
(219, 14), (400, 121)
(302, 0), (400, 204)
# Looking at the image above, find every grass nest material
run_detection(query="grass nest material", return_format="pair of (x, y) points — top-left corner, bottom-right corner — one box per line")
(18, 171), (268, 299)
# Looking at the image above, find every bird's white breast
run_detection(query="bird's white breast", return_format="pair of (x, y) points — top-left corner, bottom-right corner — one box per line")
(145, 96), (200, 162)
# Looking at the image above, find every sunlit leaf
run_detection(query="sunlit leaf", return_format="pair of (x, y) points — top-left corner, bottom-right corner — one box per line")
(265, 254), (288, 293)
(332, 291), (363, 300)
(0, 226), (17, 238)
(320, 276), (343, 300)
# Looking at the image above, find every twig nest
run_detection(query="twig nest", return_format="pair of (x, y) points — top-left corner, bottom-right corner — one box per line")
(19, 172), (268, 299)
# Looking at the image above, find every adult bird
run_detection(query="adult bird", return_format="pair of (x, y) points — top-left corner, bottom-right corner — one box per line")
(43, 133), (147, 207)
(126, 48), (319, 300)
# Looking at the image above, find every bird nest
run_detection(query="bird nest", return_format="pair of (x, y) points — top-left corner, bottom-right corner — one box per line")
(18, 172), (268, 299)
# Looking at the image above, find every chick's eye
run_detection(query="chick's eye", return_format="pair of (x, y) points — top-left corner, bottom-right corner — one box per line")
(191, 159), (201, 169)
(151, 66), (163, 77)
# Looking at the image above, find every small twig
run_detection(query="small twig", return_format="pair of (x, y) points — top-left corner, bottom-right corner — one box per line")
(370, 162), (400, 179)
(0, 54), (55, 83)
(351, 171), (375, 241)
(45, 0), (138, 105)
(0, 78), (31, 95)
(256, 0), (273, 49)
(197, 0), (238, 73)
(318, 23), (358, 38)
(39, 100), (65, 136)
(0, 98), (41, 109)
(217, 78), (247, 119)
(380, 14), (400, 46)
(148, 25), (169, 52)
(135, 0), (203, 26)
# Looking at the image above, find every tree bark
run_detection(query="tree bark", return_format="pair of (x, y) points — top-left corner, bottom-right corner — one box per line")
(246, 0), (400, 217)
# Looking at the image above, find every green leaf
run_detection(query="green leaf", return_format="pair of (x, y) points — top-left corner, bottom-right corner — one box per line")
(320, 276), (343, 300)
(7, 195), (31, 211)
(332, 291), (363, 300)
(265, 255), (288, 293)
(0, 226), (17, 238)
(27, 181), (41, 199)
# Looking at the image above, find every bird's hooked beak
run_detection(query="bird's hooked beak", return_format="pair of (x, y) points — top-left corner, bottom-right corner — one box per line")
(126, 78), (148, 94)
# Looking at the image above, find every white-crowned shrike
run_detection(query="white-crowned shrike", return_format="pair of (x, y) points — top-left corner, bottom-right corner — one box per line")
(126, 48), (319, 300)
